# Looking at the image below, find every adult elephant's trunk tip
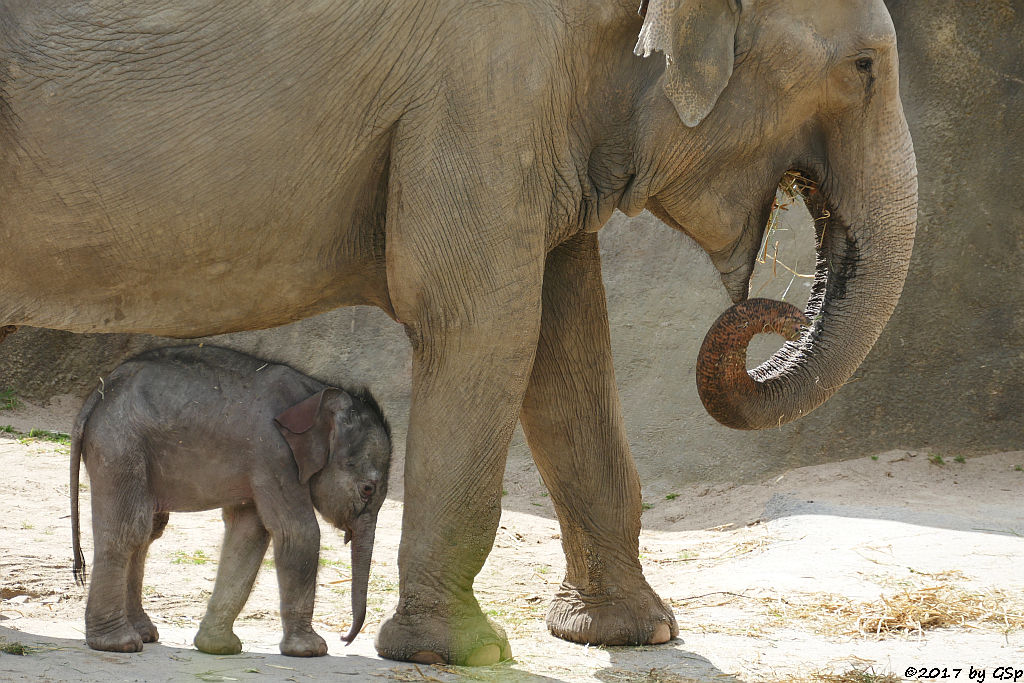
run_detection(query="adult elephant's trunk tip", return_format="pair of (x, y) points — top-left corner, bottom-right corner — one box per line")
(696, 298), (809, 430)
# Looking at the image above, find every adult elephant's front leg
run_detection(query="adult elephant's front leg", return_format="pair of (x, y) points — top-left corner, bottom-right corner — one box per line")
(375, 144), (545, 666)
(520, 232), (678, 646)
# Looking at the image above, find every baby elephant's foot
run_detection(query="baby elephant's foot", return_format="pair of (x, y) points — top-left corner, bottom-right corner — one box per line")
(280, 630), (327, 657)
(130, 612), (159, 643)
(86, 623), (144, 653)
(194, 625), (243, 655)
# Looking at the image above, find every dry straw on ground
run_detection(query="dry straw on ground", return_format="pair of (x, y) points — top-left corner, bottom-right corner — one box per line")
(760, 585), (1023, 638)
(780, 668), (903, 683)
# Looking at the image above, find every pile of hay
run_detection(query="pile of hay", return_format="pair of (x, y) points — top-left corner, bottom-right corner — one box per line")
(762, 585), (1023, 638)
(850, 586), (1021, 636)
(783, 668), (903, 683)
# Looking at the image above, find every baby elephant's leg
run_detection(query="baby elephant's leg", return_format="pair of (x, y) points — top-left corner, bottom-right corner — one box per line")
(258, 500), (325, 657)
(85, 478), (156, 652)
(125, 512), (169, 643)
(194, 504), (270, 655)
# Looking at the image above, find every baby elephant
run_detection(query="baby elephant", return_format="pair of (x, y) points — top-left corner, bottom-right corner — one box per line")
(70, 345), (391, 657)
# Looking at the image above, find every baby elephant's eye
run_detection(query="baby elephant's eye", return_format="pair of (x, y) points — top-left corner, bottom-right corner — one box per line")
(855, 56), (874, 73)
(359, 482), (375, 499)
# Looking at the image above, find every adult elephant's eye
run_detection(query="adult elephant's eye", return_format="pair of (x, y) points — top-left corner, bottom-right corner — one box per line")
(856, 57), (874, 73)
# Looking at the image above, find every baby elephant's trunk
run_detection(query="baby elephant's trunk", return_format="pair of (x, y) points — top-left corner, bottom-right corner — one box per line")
(342, 511), (377, 644)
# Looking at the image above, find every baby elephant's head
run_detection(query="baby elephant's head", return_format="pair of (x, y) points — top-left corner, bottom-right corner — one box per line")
(274, 387), (392, 644)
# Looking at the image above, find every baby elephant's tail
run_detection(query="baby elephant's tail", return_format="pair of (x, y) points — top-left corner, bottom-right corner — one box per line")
(71, 384), (104, 586)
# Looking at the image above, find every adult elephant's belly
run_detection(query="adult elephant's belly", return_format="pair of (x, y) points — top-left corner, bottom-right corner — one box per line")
(0, 136), (394, 337)
(1, 217), (391, 336)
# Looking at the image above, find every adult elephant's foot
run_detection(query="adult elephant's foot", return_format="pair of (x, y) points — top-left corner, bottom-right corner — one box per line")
(546, 582), (678, 646)
(375, 602), (512, 666)
(86, 623), (144, 653)
(194, 625), (243, 655)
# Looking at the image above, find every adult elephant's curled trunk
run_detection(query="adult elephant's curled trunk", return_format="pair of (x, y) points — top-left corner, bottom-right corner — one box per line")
(696, 139), (918, 429)
(342, 511), (377, 644)
(696, 297), (810, 428)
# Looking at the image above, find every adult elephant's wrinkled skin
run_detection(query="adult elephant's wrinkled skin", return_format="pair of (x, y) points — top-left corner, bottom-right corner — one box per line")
(0, 0), (916, 665)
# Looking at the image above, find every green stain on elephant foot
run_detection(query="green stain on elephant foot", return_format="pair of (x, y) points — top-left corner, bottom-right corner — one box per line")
(465, 643), (502, 666)
(409, 644), (502, 666)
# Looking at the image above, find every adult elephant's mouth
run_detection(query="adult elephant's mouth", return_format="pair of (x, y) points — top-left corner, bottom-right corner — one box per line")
(695, 154), (918, 430)
(709, 168), (824, 306)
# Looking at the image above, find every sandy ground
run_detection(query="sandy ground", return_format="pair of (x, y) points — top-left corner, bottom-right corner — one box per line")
(0, 417), (1022, 682)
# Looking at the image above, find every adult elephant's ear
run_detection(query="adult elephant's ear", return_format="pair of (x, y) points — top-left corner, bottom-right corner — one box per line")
(634, 0), (740, 127)
(275, 388), (344, 484)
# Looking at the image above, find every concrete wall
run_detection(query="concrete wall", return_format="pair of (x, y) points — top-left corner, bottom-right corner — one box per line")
(2, 0), (1021, 489)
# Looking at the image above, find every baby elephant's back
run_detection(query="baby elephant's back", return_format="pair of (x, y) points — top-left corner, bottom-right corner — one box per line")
(83, 345), (322, 463)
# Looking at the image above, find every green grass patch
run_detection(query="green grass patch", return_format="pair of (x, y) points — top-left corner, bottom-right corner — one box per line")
(665, 493), (678, 500)
(954, 454), (966, 464)
(318, 557), (350, 570)
(928, 453), (945, 466)
(10, 427), (71, 447)
(483, 599), (547, 628)
(172, 550), (211, 565)
(0, 388), (20, 411)
(27, 429), (70, 445)
(368, 574), (399, 594)
(0, 640), (31, 655)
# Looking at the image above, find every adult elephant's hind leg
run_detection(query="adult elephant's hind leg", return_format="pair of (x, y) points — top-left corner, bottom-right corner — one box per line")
(520, 232), (678, 646)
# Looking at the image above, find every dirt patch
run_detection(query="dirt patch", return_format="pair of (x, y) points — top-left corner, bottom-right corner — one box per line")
(1, 432), (1022, 681)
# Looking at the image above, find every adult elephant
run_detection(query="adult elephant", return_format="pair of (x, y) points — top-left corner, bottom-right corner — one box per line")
(0, 0), (916, 666)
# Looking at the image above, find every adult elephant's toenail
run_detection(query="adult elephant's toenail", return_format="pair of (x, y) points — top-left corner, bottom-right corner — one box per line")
(649, 623), (672, 644)
(410, 650), (445, 665)
(465, 643), (502, 666)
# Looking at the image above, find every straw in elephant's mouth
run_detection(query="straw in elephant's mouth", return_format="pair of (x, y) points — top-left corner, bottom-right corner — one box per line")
(752, 170), (820, 296)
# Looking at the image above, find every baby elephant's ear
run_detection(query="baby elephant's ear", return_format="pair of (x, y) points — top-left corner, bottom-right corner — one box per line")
(275, 388), (340, 484)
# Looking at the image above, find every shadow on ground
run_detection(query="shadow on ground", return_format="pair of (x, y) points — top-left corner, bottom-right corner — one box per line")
(0, 625), (567, 682)
(0, 624), (740, 683)
(599, 643), (742, 682)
